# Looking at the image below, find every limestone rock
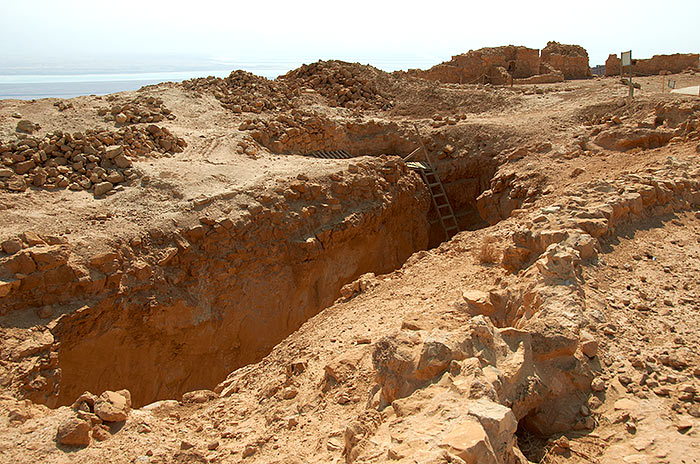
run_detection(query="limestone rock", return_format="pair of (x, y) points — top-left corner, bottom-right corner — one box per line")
(468, 399), (518, 454)
(580, 330), (598, 358)
(93, 181), (113, 197)
(114, 154), (131, 168)
(56, 417), (91, 447)
(439, 418), (498, 464)
(94, 390), (131, 422)
(104, 145), (124, 159)
(462, 290), (495, 316)
(16, 119), (38, 133)
(72, 391), (98, 412)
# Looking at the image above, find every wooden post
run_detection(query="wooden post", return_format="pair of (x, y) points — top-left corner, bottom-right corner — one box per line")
(412, 124), (435, 169)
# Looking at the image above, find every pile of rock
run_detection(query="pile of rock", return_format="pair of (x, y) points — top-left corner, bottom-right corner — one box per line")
(0, 125), (186, 195)
(57, 390), (131, 447)
(281, 60), (393, 110)
(238, 110), (331, 152)
(182, 70), (295, 113)
(98, 95), (174, 124)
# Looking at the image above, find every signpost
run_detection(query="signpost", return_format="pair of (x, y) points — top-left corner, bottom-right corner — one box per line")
(621, 50), (633, 100)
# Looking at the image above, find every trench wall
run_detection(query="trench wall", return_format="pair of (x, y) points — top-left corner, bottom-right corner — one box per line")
(0, 157), (431, 407)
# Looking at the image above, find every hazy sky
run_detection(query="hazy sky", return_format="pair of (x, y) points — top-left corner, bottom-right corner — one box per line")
(1, 0), (699, 72)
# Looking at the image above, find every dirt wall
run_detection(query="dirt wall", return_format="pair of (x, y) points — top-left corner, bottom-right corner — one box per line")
(0, 158), (431, 407)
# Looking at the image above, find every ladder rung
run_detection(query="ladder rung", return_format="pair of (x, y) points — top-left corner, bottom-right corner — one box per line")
(433, 193), (445, 199)
(438, 204), (451, 209)
(428, 182), (441, 187)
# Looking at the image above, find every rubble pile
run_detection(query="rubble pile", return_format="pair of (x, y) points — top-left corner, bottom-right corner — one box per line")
(182, 70), (295, 113)
(282, 60), (393, 110)
(98, 95), (175, 125)
(0, 125), (186, 195)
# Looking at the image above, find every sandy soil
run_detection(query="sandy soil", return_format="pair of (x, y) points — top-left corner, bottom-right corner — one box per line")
(1, 61), (700, 464)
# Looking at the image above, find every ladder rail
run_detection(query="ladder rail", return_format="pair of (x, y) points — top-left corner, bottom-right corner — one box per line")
(418, 167), (460, 241)
(408, 126), (461, 241)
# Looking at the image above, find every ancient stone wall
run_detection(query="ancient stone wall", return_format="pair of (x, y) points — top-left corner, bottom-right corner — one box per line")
(540, 41), (591, 79)
(412, 42), (589, 85)
(605, 53), (700, 76)
(0, 158), (431, 407)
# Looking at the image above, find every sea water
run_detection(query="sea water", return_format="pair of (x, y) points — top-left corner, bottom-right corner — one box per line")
(0, 59), (435, 101)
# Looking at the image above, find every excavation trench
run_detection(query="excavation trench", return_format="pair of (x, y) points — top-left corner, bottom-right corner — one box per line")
(25, 153), (500, 409)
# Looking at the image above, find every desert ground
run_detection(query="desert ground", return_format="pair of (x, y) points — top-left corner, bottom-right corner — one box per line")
(0, 48), (699, 464)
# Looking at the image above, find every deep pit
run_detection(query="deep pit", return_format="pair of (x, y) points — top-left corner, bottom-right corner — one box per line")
(2, 122), (523, 409)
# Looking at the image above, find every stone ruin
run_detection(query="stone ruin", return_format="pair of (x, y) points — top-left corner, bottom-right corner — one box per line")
(408, 40), (591, 85)
(605, 52), (700, 76)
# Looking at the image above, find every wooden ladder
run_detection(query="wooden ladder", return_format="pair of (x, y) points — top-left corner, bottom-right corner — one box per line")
(407, 161), (460, 241)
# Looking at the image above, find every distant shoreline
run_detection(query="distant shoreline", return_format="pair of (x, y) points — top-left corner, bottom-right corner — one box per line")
(0, 59), (438, 100)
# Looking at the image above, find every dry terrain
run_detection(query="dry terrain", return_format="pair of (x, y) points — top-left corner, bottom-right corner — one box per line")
(0, 55), (700, 464)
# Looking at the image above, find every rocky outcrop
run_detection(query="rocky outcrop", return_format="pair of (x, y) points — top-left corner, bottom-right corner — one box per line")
(605, 53), (700, 76)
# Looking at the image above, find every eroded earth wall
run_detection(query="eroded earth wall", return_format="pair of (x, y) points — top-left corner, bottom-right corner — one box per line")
(0, 157), (431, 407)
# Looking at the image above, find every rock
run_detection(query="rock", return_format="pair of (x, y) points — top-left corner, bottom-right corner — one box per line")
(14, 160), (35, 175)
(93, 181), (113, 197)
(580, 330), (598, 358)
(439, 418), (498, 464)
(462, 289), (495, 316)
(11, 112), (21, 119)
(92, 424), (111, 441)
(56, 417), (91, 447)
(182, 390), (217, 404)
(242, 444), (257, 457)
(468, 399), (518, 455)
(207, 441), (219, 450)
(591, 377), (606, 392)
(7, 176), (27, 192)
(614, 398), (638, 410)
(0, 168), (14, 178)
(106, 171), (125, 184)
(104, 145), (124, 159)
(115, 113), (128, 124)
(94, 390), (131, 422)
(72, 391), (98, 412)
(1, 238), (23, 254)
(180, 440), (195, 450)
(16, 119), (38, 133)
(114, 154), (132, 168)
(676, 417), (693, 432)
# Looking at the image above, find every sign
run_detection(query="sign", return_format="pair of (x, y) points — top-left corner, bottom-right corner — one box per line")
(668, 79), (676, 89)
(621, 50), (632, 67)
